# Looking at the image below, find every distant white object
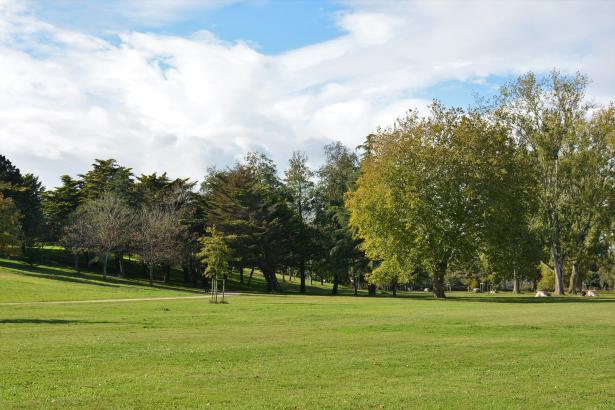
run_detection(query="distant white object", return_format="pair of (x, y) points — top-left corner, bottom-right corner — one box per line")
(586, 290), (598, 297)
(489, 290), (497, 294)
(472, 288), (480, 293)
(535, 290), (550, 297)
(423, 288), (430, 292)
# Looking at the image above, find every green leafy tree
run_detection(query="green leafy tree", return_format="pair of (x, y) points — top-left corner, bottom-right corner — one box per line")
(79, 159), (135, 203)
(348, 105), (519, 298)
(0, 156), (44, 258)
(198, 226), (232, 280)
(0, 193), (22, 257)
(314, 142), (365, 295)
(479, 114), (543, 293)
(284, 151), (315, 293)
(561, 105), (615, 292)
(497, 71), (592, 294)
(202, 154), (300, 292)
(42, 175), (81, 241)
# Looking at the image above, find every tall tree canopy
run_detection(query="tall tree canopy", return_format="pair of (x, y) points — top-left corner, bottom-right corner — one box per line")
(497, 71), (594, 294)
(314, 142), (365, 295)
(284, 151), (316, 293)
(71, 193), (134, 280)
(0, 193), (22, 256)
(348, 104), (523, 297)
(0, 155), (44, 249)
(79, 159), (134, 202)
(202, 154), (300, 292)
(42, 175), (81, 240)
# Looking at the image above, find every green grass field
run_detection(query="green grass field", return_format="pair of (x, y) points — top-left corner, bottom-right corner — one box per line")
(1, 260), (614, 409)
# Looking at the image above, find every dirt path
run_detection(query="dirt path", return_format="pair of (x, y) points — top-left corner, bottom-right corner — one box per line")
(0, 294), (242, 306)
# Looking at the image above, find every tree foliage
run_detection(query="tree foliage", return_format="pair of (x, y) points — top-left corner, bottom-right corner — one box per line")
(198, 226), (232, 280)
(348, 104), (531, 297)
(0, 193), (22, 256)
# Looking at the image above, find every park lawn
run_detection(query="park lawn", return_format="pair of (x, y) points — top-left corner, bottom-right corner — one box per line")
(0, 258), (203, 303)
(0, 255), (359, 303)
(1, 293), (614, 408)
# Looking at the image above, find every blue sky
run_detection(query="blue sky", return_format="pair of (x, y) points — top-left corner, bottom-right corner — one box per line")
(1, 0), (614, 187)
(29, 0), (347, 54)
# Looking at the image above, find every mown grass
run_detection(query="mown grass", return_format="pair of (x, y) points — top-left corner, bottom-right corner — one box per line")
(3, 247), (356, 298)
(0, 258), (203, 303)
(0, 255), (350, 303)
(1, 262), (614, 409)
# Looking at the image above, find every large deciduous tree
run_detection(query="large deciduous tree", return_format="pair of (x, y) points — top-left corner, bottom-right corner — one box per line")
(61, 209), (89, 273)
(348, 104), (519, 298)
(136, 205), (185, 285)
(497, 71), (592, 295)
(76, 193), (134, 280)
(561, 105), (615, 292)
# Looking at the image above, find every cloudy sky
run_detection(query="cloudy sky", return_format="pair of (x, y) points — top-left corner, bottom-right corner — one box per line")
(1, 0), (614, 188)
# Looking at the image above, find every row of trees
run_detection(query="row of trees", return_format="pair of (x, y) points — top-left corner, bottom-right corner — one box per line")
(348, 71), (615, 297)
(0, 145), (364, 292)
(1, 70), (613, 298)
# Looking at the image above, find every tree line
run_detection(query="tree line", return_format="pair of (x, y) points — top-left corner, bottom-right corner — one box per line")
(1, 71), (613, 297)
(0, 145), (364, 293)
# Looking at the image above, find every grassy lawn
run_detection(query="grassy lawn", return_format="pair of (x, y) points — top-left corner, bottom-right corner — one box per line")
(1, 262), (614, 409)
(0, 258), (204, 303)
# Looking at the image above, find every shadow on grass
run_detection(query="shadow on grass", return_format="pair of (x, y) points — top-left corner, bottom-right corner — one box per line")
(0, 259), (204, 294)
(0, 259), (122, 288)
(0, 319), (116, 324)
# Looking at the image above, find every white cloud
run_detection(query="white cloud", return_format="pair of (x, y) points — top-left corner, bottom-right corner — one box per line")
(0, 0), (613, 187)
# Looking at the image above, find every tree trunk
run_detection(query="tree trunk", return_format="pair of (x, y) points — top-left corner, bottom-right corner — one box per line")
(248, 267), (254, 285)
(102, 252), (109, 280)
(117, 253), (125, 278)
(332, 273), (339, 295)
(262, 265), (282, 293)
(74, 252), (80, 273)
(239, 266), (244, 284)
(163, 265), (171, 283)
(392, 278), (397, 296)
(149, 265), (154, 286)
(353, 266), (358, 296)
(120, 254), (125, 277)
(432, 262), (447, 298)
(513, 269), (520, 294)
(190, 258), (199, 286)
(551, 244), (565, 295)
(368, 283), (376, 296)
(300, 259), (306, 294)
(568, 261), (579, 294)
